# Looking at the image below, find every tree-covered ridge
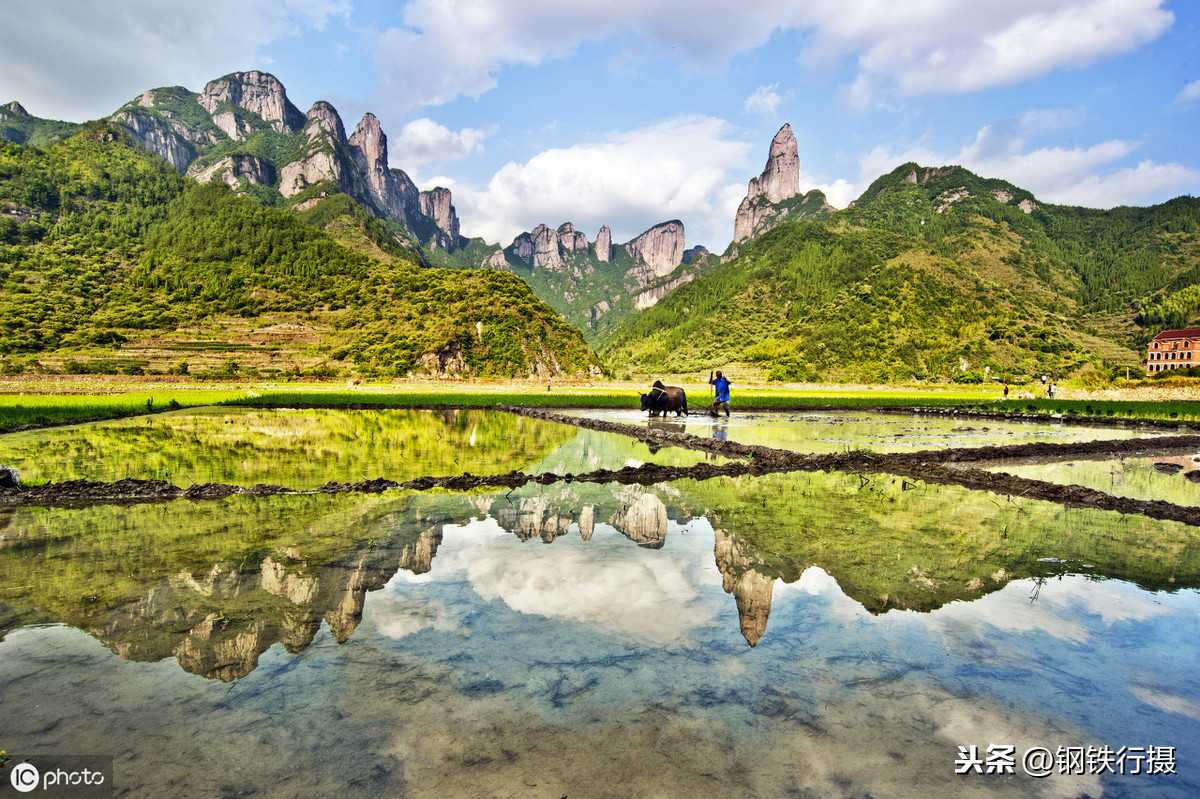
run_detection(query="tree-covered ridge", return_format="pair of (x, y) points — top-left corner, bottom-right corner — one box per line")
(598, 161), (1199, 381)
(846, 163), (1200, 317)
(0, 126), (601, 378)
(600, 216), (1138, 382)
(0, 101), (83, 147)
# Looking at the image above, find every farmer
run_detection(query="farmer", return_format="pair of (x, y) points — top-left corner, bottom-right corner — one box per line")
(709, 370), (731, 417)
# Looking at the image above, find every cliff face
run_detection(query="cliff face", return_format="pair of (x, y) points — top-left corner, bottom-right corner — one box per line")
(733, 123), (802, 244)
(419, 187), (461, 250)
(623, 220), (686, 288)
(198, 71), (306, 135)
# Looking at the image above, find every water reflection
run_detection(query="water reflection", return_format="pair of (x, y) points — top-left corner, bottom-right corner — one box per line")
(988, 452), (1200, 507)
(0, 407), (723, 489)
(2, 475), (1198, 796)
(563, 407), (1164, 454)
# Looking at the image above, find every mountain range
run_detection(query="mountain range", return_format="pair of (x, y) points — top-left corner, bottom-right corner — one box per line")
(3, 71), (1199, 382)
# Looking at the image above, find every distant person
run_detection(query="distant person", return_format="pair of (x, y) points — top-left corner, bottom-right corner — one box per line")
(546, 379), (551, 392)
(709, 370), (731, 417)
(1048, 383), (1056, 399)
(1003, 384), (1009, 400)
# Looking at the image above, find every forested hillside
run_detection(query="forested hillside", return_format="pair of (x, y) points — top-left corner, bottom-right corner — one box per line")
(0, 125), (602, 379)
(600, 164), (1200, 382)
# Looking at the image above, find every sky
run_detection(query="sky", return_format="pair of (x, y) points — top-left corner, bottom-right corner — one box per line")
(2, 0), (1198, 251)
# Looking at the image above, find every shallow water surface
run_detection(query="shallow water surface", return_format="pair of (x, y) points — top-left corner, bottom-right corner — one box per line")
(0, 407), (720, 489)
(987, 453), (1200, 507)
(563, 407), (1164, 454)
(1, 467), (1197, 798)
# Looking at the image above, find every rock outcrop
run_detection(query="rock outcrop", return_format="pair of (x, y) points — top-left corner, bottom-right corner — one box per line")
(419, 187), (462, 249)
(557, 222), (588, 253)
(198, 71), (305, 135)
(623, 220), (686, 288)
(595, 224), (613, 262)
(110, 110), (192, 172)
(733, 123), (801, 244)
(0, 101), (28, 119)
(349, 113), (421, 221)
(188, 155), (274, 192)
(611, 490), (669, 548)
(633, 273), (695, 310)
(278, 102), (367, 203)
(109, 75), (464, 254)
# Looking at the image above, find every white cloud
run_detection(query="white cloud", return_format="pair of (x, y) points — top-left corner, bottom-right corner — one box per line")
(745, 84), (783, 115)
(451, 115), (753, 247)
(370, 0), (1173, 113)
(836, 0), (1173, 107)
(0, 0), (349, 121)
(1175, 79), (1200, 107)
(850, 112), (1200, 209)
(428, 515), (719, 647)
(392, 118), (491, 167)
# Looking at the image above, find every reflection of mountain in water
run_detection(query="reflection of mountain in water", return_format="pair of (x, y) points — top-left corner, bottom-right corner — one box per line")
(490, 486), (672, 548)
(101, 524), (442, 681)
(7, 465), (1200, 675)
(713, 528), (775, 647)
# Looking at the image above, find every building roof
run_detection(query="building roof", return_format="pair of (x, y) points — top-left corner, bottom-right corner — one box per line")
(1152, 328), (1200, 342)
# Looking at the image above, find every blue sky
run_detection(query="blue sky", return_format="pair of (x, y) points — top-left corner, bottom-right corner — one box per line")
(2, 0), (1198, 251)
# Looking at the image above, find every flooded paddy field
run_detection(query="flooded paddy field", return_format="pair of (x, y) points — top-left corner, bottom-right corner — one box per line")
(0, 407), (723, 490)
(1, 406), (1198, 797)
(982, 454), (1200, 508)
(559, 407), (1168, 455)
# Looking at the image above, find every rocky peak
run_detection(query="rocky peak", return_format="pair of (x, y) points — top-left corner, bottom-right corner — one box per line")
(419, 187), (461, 248)
(304, 101), (347, 144)
(595, 225), (613, 262)
(1, 101), (29, 117)
(556, 222), (588, 253)
(750, 123), (799, 204)
(349, 113), (387, 170)
(530, 223), (564, 271)
(348, 113), (419, 219)
(199, 71), (305, 134)
(624, 220), (686, 287)
(733, 123), (801, 244)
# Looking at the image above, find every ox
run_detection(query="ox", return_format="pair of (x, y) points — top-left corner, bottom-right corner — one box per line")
(640, 380), (688, 417)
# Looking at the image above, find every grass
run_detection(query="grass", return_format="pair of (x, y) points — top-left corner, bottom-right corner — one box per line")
(0, 389), (245, 432)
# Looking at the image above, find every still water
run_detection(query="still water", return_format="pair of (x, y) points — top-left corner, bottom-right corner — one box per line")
(562, 407), (1165, 454)
(1, 410), (1197, 797)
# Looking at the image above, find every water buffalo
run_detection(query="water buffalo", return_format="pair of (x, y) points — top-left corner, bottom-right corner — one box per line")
(640, 380), (688, 417)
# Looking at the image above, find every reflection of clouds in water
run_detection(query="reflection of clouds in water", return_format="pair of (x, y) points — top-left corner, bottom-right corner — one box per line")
(1130, 684), (1200, 721)
(368, 592), (459, 640)
(413, 516), (720, 646)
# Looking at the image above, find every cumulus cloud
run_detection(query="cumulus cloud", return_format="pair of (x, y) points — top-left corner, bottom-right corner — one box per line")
(450, 115), (753, 247)
(0, 0), (349, 121)
(835, 0), (1173, 107)
(744, 84), (783, 115)
(427, 515), (719, 647)
(1175, 79), (1200, 107)
(392, 118), (492, 167)
(370, 0), (1173, 113)
(851, 111), (1200, 209)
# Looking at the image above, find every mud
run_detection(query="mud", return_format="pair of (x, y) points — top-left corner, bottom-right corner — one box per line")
(4, 404), (1200, 527)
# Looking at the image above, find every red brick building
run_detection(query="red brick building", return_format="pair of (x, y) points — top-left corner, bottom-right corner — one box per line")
(1147, 328), (1200, 373)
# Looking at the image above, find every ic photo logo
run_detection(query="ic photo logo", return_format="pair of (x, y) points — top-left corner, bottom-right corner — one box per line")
(1, 754), (112, 797)
(9, 762), (39, 793)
